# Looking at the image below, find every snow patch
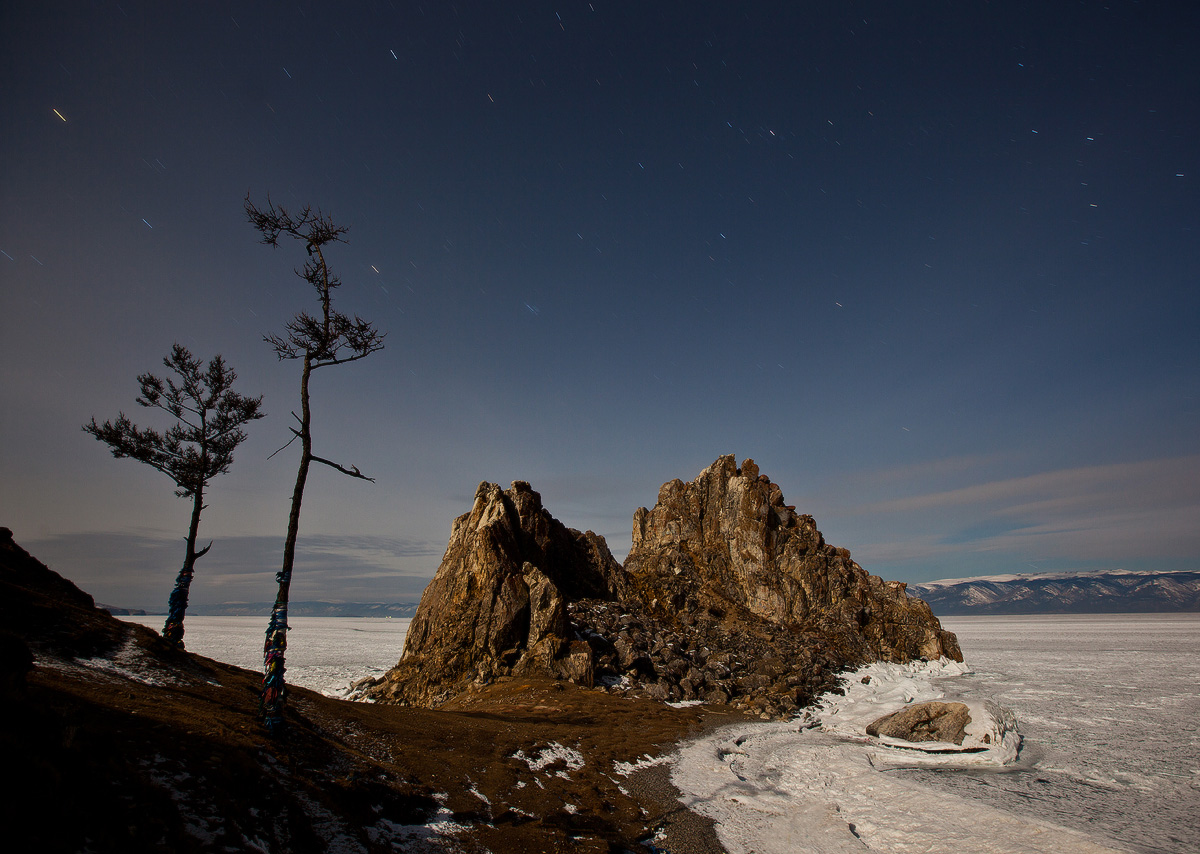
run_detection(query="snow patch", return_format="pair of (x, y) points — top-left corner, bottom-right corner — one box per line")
(512, 742), (585, 778)
(73, 636), (183, 687)
(366, 810), (470, 852)
(613, 753), (672, 776)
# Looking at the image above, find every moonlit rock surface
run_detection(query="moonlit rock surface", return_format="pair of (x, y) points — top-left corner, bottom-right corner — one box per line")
(626, 455), (963, 664)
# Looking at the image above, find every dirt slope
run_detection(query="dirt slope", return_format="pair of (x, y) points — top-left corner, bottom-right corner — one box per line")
(1, 527), (733, 853)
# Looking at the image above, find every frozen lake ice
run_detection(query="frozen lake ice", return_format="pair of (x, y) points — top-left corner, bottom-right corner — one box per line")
(671, 613), (1199, 854)
(916, 614), (1200, 854)
(119, 614), (411, 697)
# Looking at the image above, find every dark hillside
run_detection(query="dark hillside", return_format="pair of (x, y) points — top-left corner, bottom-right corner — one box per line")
(0, 527), (726, 853)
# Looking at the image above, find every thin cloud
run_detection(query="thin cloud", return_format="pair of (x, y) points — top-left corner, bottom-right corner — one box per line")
(857, 455), (1200, 517)
(840, 455), (1200, 578)
(22, 530), (442, 609)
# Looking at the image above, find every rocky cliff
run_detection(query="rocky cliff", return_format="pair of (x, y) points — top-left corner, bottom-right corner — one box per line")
(624, 455), (961, 664)
(365, 480), (625, 706)
(363, 457), (961, 717)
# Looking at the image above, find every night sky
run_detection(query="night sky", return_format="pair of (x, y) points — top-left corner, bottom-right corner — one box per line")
(3, 1), (1197, 611)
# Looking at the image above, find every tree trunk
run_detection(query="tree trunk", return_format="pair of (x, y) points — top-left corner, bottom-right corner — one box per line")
(261, 354), (313, 733)
(161, 484), (205, 648)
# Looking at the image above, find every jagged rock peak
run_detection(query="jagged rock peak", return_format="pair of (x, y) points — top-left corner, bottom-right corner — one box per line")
(624, 455), (962, 664)
(364, 459), (961, 714)
(361, 480), (622, 707)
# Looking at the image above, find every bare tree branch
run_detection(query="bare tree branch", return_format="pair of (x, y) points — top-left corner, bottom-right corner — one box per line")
(310, 454), (376, 482)
(267, 432), (300, 460)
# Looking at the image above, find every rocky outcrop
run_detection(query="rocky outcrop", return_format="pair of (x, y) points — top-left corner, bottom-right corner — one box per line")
(623, 455), (961, 664)
(364, 457), (961, 717)
(363, 481), (623, 706)
(568, 597), (846, 718)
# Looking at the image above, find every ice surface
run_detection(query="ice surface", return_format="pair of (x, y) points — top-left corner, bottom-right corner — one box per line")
(672, 723), (1126, 854)
(118, 615), (410, 696)
(917, 615), (1200, 853)
(671, 657), (1125, 854)
(670, 615), (1200, 854)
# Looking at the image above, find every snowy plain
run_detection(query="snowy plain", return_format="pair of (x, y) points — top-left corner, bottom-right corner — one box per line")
(122, 613), (1200, 853)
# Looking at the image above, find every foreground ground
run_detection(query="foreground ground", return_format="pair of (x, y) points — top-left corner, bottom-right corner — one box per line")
(1, 529), (737, 853)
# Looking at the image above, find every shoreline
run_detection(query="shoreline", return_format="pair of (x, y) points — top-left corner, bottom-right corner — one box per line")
(628, 763), (726, 854)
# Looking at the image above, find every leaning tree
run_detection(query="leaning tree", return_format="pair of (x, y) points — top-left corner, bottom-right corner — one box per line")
(246, 194), (385, 732)
(84, 344), (264, 648)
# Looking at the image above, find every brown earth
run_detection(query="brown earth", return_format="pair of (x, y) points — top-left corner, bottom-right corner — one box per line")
(1, 527), (740, 853)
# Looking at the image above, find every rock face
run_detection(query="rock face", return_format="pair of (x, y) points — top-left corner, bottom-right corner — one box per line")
(364, 457), (962, 716)
(366, 481), (624, 706)
(867, 701), (972, 745)
(624, 455), (961, 663)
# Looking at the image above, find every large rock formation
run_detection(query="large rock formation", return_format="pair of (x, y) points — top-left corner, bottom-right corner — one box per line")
(365, 481), (625, 706)
(624, 455), (961, 664)
(363, 457), (961, 717)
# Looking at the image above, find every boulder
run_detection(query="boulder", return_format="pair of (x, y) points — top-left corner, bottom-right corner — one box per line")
(867, 701), (972, 745)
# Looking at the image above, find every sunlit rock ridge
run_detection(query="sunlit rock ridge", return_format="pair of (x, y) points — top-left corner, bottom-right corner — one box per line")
(363, 456), (961, 716)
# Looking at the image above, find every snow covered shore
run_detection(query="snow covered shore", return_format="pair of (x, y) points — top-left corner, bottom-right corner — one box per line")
(670, 658), (1128, 854)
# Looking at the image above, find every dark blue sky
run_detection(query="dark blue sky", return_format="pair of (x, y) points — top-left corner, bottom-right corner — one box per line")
(3, 1), (1197, 610)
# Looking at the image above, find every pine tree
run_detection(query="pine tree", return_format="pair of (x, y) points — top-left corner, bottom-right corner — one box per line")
(246, 195), (385, 732)
(84, 345), (264, 647)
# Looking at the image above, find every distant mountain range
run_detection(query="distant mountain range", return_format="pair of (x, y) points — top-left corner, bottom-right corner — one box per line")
(189, 601), (421, 618)
(912, 569), (1200, 615)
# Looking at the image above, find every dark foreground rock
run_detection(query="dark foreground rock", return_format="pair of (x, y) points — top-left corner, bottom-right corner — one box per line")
(1, 527), (725, 853)
(363, 456), (961, 718)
